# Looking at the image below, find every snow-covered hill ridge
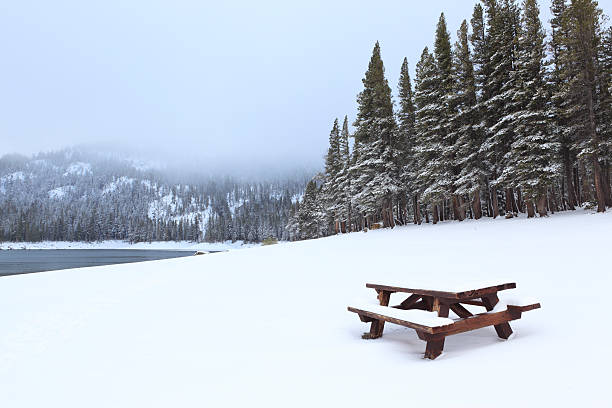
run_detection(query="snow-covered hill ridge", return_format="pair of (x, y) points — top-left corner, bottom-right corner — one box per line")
(0, 209), (609, 407)
(0, 148), (309, 243)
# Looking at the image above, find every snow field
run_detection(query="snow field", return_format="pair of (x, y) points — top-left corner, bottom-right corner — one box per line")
(0, 210), (610, 407)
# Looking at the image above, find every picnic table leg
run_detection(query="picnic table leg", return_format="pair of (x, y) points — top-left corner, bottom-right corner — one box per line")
(417, 332), (445, 360)
(482, 294), (513, 339)
(377, 290), (391, 306)
(425, 338), (445, 360)
(362, 290), (391, 339)
(421, 295), (433, 311)
(432, 297), (450, 318)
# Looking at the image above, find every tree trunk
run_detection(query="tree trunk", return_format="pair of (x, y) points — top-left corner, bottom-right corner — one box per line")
(347, 201), (352, 232)
(472, 188), (482, 220)
(484, 179), (492, 217)
(452, 195), (465, 221)
(516, 188), (524, 213)
(593, 158), (606, 212)
(414, 195), (422, 225)
(381, 196), (395, 228)
(381, 201), (388, 227)
(563, 148), (577, 210)
(574, 166), (581, 206)
(400, 195), (408, 225)
(491, 187), (499, 218)
(603, 161), (612, 207)
(579, 160), (591, 204)
(505, 188), (518, 214)
(536, 194), (548, 217)
(432, 204), (439, 225)
(560, 175), (567, 210)
(578, 14), (605, 212)
(505, 188), (512, 214)
(394, 201), (400, 225)
(526, 200), (535, 218)
(549, 186), (559, 214)
(459, 195), (467, 220)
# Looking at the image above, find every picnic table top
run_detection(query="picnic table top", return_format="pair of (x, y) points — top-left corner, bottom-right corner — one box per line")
(366, 282), (516, 300)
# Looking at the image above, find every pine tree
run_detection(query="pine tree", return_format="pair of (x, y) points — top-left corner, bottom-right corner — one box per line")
(471, 2), (499, 217)
(413, 47), (444, 223)
(500, 0), (559, 217)
(434, 13), (462, 221)
(323, 118), (342, 232)
(334, 116), (353, 232)
(412, 14), (456, 224)
(397, 57), (418, 223)
(297, 180), (326, 239)
(596, 27), (612, 206)
(352, 41), (399, 228)
(324, 119), (341, 181)
(550, 0), (579, 210)
(480, 0), (522, 217)
(557, 0), (608, 211)
(451, 20), (486, 219)
(470, 3), (488, 98)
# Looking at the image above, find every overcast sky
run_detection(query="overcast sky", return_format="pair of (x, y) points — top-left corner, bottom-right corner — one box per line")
(0, 0), (561, 172)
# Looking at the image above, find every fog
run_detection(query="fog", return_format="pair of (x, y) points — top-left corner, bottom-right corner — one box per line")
(0, 0), (554, 175)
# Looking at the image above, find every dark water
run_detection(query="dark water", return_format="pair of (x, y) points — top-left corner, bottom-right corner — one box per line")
(0, 249), (197, 276)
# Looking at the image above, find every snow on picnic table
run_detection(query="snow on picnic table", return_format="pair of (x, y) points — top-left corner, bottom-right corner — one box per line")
(0, 210), (610, 407)
(349, 303), (455, 327)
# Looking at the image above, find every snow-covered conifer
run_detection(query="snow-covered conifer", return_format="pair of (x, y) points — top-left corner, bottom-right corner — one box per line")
(351, 41), (399, 228)
(397, 57), (418, 223)
(333, 116), (353, 231)
(297, 180), (326, 239)
(413, 47), (444, 222)
(499, 0), (559, 217)
(479, 0), (522, 216)
(322, 119), (342, 232)
(450, 20), (486, 219)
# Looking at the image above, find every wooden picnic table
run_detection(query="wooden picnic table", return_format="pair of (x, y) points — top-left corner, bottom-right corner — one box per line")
(348, 282), (540, 359)
(367, 281), (516, 317)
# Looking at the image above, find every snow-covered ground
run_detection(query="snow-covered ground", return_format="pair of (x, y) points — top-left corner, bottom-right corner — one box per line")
(0, 240), (258, 251)
(1, 210), (610, 407)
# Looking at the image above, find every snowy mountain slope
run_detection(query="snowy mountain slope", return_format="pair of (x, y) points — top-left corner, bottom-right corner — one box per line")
(0, 209), (609, 407)
(63, 162), (92, 176)
(0, 148), (309, 243)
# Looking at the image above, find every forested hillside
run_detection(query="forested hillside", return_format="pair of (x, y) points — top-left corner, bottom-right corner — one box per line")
(289, 0), (612, 239)
(0, 149), (308, 243)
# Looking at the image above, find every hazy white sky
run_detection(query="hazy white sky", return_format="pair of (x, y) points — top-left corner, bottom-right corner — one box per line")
(0, 0), (568, 171)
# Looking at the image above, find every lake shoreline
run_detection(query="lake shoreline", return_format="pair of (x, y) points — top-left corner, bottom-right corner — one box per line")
(0, 239), (260, 252)
(0, 248), (202, 276)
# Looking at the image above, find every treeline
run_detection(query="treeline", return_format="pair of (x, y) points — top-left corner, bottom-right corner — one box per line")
(0, 149), (308, 243)
(203, 183), (303, 243)
(289, 0), (612, 240)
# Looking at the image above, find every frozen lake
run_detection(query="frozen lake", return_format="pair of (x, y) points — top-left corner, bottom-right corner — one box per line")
(0, 249), (197, 276)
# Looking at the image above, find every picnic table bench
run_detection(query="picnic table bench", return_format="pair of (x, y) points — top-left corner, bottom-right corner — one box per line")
(348, 282), (540, 359)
